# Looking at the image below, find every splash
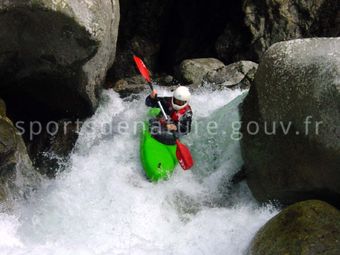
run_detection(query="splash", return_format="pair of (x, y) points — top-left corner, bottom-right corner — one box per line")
(0, 87), (277, 255)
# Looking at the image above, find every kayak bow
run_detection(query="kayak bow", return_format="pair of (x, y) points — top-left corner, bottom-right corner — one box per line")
(140, 108), (178, 181)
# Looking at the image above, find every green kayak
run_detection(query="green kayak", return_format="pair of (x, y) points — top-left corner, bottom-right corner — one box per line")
(140, 108), (178, 182)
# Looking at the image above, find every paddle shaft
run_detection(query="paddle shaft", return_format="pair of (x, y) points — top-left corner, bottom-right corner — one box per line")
(147, 82), (169, 122)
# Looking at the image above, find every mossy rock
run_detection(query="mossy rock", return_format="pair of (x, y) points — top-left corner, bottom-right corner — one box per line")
(248, 200), (340, 255)
(0, 98), (6, 117)
(0, 184), (7, 201)
(0, 116), (33, 201)
(0, 118), (17, 157)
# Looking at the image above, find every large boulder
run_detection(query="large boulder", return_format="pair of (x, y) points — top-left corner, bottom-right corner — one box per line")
(248, 200), (340, 255)
(179, 58), (225, 84)
(240, 38), (340, 206)
(0, 0), (120, 121)
(243, 0), (339, 60)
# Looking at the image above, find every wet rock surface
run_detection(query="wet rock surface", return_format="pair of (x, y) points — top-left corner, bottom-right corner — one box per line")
(109, 0), (339, 81)
(0, 0), (120, 122)
(179, 58), (225, 85)
(0, 98), (34, 201)
(243, 0), (340, 59)
(0, 0), (119, 178)
(108, 0), (251, 81)
(248, 200), (340, 255)
(240, 38), (340, 207)
(28, 119), (81, 177)
(204, 61), (258, 89)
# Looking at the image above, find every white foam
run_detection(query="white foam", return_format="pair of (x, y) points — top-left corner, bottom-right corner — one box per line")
(0, 87), (277, 255)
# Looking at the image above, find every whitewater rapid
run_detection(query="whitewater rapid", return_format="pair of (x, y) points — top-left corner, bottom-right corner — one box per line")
(0, 87), (277, 255)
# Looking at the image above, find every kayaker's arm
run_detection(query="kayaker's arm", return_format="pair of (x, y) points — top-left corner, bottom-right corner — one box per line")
(145, 95), (159, 107)
(145, 95), (172, 110)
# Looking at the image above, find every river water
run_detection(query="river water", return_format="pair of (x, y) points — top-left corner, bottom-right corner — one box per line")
(0, 87), (277, 255)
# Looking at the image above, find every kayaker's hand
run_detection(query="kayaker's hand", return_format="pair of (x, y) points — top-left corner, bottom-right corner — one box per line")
(166, 124), (177, 131)
(159, 117), (167, 125)
(150, 89), (157, 99)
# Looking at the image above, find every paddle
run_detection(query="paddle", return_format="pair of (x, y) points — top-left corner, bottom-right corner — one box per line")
(133, 55), (194, 170)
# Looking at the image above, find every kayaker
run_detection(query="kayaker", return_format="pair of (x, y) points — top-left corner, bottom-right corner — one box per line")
(145, 86), (193, 145)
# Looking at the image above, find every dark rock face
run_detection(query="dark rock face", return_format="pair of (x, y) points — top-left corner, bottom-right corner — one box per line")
(215, 9), (254, 63)
(109, 0), (249, 81)
(28, 119), (81, 177)
(243, 0), (340, 60)
(248, 200), (340, 255)
(109, 0), (171, 80)
(158, 0), (246, 70)
(0, 7), (94, 123)
(240, 38), (340, 207)
(0, 0), (119, 174)
(110, 0), (339, 82)
(0, 0), (119, 123)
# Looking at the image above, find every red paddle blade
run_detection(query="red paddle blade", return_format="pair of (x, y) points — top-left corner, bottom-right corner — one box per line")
(133, 55), (151, 83)
(176, 140), (194, 170)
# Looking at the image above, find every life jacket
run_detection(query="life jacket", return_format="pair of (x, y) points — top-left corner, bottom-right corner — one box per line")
(170, 105), (191, 123)
(158, 100), (191, 125)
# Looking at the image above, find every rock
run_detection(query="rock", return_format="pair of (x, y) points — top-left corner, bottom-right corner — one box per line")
(0, 0), (120, 121)
(112, 74), (175, 97)
(0, 0), (119, 179)
(114, 79), (129, 91)
(179, 58), (225, 84)
(0, 119), (17, 177)
(108, 0), (170, 80)
(248, 200), (340, 255)
(0, 99), (16, 177)
(163, 75), (174, 84)
(110, 36), (160, 81)
(0, 98), (6, 117)
(28, 119), (81, 177)
(112, 79), (147, 96)
(110, 0), (338, 80)
(125, 75), (149, 85)
(204, 61), (258, 89)
(243, 0), (339, 60)
(240, 38), (340, 207)
(0, 111), (34, 200)
(47, 120), (79, 158)
(110, 0), (263, 79)
(156, 74), (175, 86)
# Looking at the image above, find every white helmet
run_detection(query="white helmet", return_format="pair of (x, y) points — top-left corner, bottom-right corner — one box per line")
(172, 86), (191, 110)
